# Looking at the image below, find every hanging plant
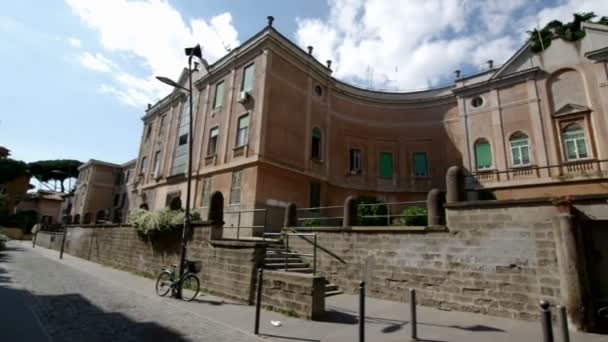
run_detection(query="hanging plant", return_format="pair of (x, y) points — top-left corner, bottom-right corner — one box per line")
(129, 208), (201, 235)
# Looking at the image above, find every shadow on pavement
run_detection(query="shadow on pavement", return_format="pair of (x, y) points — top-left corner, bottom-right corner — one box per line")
(260, 333), (321, 342)
(0, 283), (189, 341)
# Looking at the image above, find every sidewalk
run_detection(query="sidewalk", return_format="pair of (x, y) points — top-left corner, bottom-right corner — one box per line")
(26, 242), (608, 342)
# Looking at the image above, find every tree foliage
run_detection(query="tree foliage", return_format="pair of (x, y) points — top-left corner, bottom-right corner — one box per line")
(0, 158), (28, 183)
(28, 159), (83, 192)
(354, 196), (388, 226)
(129, 208), (201, 235)
(529, 12), (606, 53)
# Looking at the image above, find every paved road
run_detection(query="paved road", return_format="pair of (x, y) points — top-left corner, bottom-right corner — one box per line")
(0, 241), (264, 342)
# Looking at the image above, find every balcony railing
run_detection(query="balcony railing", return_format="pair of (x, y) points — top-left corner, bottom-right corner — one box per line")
(465, 159), (608, 189)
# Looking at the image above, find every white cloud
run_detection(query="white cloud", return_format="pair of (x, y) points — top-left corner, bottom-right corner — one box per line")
(295, 0), (608, 91)
(78, 51), (116, 72)
(68, 37), (81, 47)
(66, 0), (239, 108)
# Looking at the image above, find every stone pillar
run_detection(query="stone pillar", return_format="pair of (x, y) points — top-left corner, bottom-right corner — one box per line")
(208, 191), (224, 240)
(284, 202), (297, 227)
(446, 166), (463, 203)
(343, 196), (356, 227)
(426, 189), (445, 226)
(553, 213), (592, 331)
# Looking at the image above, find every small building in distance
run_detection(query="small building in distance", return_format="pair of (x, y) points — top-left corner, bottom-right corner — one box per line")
(16, 190), (64, 224)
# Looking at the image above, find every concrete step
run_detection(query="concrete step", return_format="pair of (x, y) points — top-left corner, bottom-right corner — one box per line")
(324, 283), (338, 292)
(284, 267), (314, 273)
(324, 290), (343, 297)
(264, 262), (309, 270)
(264, 257), (302, 263)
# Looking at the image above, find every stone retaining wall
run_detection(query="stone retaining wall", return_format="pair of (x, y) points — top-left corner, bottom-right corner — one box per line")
(262, 271), (325, 320)
(290, 203), (561, 321)
(35, 231), (63, 251)
(46, 225), (265, 304)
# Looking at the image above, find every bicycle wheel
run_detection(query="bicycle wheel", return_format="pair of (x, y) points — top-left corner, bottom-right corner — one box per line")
(155, 271), (173, 297)
(180, 274), (200, 301)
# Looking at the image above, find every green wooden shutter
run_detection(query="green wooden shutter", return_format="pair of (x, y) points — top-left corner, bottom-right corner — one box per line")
(475, 143), (492, 169)
(243, 64), (255, 92)
(413, 152), (428, 176)
(379, 152), (393, 178)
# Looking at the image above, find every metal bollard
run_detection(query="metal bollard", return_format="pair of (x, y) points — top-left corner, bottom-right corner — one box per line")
(410, 289), (418, 340)
(359, 281), (365, 342)
(540, 300), (554, 342)
(254, 268), (263, 335)
(557, 305), (570, 342)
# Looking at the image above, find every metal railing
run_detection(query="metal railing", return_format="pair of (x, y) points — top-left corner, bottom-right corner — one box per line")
(356, 200), (426, 226)
(224, 208), (268, 240)
(263, 232), (318, 275)
(296, 205), (344, 226)
(464, 159), (608, 189)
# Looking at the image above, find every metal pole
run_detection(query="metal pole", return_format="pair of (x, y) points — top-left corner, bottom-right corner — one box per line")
(313, 234), (317, 276)
(557, 305), (570, 342)
(540, 300), (554, 342)
(284, 233), (289, 271)
(359, 281), (365, 342)
(59, 225), (67, 259)
(410, 289), (418, 340)
(237, 211), (241, 240)
(263, 206), (268, 235)
(176, 52), (194, 299)
(254, 268), (263, 335)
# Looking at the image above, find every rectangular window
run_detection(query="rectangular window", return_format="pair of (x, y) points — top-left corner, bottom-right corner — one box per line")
(236, 114), (250, 146)
(213, 81), (225, 109)
(413, 152), (428, 177)
(145, 124), (152, 141)
(140, 157), (147, 174)
(349, 149), (362, 173)
(178, 134), (188, 146)
(202, 178), (212, 207)
(120, 193), (127, 208)
(113, 194), (119, 207)
(229, 171), (243, 205)
(379, 152), (394, 179)
(152, 150), (161, 177)
(125, 170), (130, 183)
(242, 64), (255, 92)
(208, 127), (219, 156)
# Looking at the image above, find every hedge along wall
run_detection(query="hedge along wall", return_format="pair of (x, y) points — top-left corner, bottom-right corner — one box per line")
(58, 224), (265, 304)
(290, 203), (561, 321)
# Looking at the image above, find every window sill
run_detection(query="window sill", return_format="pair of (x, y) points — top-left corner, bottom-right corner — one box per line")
(347, 170), (362, 176)
(233, 144), (249, 158)
(413, 175), (431, 179)
(475, 168), (496, 173)
(509, 164), (534, 170)
(311, 158), (324, 164)
(563, 157), (595, 164)
(204, 155), (217, 167)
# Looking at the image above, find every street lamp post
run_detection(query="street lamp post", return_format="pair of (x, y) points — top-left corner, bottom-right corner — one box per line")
(156, 44), (204, 299)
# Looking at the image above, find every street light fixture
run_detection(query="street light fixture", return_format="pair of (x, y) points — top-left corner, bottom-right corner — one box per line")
(156, 44), (206, 299)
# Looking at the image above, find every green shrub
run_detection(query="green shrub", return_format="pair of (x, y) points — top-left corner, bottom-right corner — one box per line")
(354, 197), (388, 226)
(0, 233), (8, 250)
(301, 218), (321, 227)
(399, 207), (428, 226)
(129, 208), (200, 235)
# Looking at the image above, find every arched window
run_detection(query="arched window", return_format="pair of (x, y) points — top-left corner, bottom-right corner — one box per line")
(510, 132), (531, 166)
(474, 138), (493, 170)
(83, 212), (92, 224)
(73, 214), (80, 224)
(311, 128), (322, 160)
(563, 124), (589, 161)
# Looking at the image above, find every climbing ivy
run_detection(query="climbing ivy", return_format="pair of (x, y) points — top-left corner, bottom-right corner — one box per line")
(529, 12), (608, 53)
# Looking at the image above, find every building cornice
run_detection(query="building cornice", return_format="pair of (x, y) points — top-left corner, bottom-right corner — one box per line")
(452, 67), (541, 97)
(585, 47), (608, 62)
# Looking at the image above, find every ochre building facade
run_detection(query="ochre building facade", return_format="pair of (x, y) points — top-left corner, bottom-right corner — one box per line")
(133, 21), (608, 229)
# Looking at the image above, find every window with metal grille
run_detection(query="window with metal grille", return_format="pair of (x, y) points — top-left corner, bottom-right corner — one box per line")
(152, 150), (161, 177)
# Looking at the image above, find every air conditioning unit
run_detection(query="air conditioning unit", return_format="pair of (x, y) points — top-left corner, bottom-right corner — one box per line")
(237, 91), (250, 103)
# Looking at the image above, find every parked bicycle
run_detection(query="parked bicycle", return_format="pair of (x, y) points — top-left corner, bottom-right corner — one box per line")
(155, 260), (201, 301)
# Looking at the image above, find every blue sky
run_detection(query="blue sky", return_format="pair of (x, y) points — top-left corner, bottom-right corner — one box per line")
(1, 0), (606, 166)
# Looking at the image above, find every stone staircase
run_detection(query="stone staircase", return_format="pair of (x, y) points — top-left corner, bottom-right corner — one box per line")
(263, 241), (342, 297)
